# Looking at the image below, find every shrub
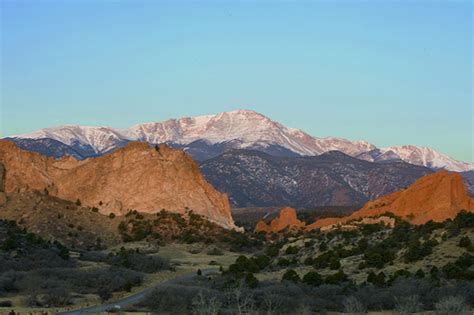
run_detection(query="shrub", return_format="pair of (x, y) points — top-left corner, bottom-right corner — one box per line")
(302, 271), (323, 286)
(404, 239), (438, 262)
(245, 273), (259, 289)
(325, 271), (348, 285)
(453, 211), (474, 228)
(434, 296), (468, 315)
(266, 245), (280, 257)
(285, 246), (299, 255)
(42, 288), (72, 307)
(75, 199), (81, 206)
(206, 247), (224, 256)
(277, 258), (291, 267)
(459, 236), (472, 248)
(281, 269), (300, 283)
(367, 271), (386, 287)
(98, 287), (112, 301)
(192, 291), (222, 315)
(343, 296), (366, 314)
(109, 213), (116, 219)
(329, 257), (341, 270)
(394, 295), (421, 315)
(415, 269), (425, 279)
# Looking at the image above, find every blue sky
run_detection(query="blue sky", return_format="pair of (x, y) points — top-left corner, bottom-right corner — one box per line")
(1, 1), (472, 162)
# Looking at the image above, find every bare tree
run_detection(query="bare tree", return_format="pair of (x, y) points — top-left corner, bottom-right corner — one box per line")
(192, 290), (222, 315)
(228, 286), (255, 315)
(434, 296), (469, 315)
(342, 296), (366, 314)
(262, 292), (282, 315)
(395, 295), (421, 315)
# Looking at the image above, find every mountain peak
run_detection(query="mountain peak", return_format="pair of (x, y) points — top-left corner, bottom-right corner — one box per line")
(7, 109), (473, 171)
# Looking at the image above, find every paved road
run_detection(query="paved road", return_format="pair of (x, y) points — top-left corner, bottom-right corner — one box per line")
(56, 268), (217, 315)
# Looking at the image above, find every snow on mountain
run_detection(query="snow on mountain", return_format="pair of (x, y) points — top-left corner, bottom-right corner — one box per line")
(19, 125), (130, 154)
(10, 109), (474, 171)
(380, 145), (473, 173)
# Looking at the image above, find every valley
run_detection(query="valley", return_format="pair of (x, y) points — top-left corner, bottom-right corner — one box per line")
(0, 139), (473, 314)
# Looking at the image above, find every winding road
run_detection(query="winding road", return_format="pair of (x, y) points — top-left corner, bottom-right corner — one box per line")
(56, 268), (217, 315)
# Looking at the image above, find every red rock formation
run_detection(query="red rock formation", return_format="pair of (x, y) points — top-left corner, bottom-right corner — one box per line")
(0, 140), (238, 230)
(308, 171), (474, 229)
(255, 207), (305, 233)
(0, 163), (6, 206)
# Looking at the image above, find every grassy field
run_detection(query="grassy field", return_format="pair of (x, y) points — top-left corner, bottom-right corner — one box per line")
(0, 242), (241, 314)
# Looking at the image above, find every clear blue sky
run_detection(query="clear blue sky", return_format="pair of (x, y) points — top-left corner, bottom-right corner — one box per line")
(1, 1), (472, 162)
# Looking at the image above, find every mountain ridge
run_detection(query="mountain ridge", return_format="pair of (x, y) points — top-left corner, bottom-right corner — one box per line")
(199, 149), (434, 208)
(7, 109), (473, 172)
(0, 139), (238, 230)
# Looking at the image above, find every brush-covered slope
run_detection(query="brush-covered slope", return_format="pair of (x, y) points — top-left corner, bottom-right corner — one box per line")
(200, 149), (433, 208)
(0, 140), (237, 230)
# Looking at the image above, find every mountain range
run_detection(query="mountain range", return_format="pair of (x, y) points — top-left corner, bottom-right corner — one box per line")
(6, 109), (473, 172)
(199, 149), (433, 208)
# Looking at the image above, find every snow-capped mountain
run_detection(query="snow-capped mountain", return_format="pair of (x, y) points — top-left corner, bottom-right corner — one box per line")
(7, 109), (474, 172)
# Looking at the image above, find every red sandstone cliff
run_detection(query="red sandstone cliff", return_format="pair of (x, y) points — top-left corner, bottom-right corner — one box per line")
(0, 140), (238, 230)
(308, 171), (474, 229)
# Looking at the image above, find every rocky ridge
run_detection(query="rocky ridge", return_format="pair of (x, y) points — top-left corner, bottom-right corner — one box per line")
(0, 140), (238, 230)
(308, 171), (474, 229)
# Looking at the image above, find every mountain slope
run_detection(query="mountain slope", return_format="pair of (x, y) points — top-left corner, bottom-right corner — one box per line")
(0, 140), (238, 230)
(8, 109), (473, 171)
(199, 149), (433, 208)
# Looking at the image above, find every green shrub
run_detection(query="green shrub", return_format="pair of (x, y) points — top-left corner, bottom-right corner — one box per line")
(285, 246), (299, 255)
(302, 271), (323, 286)
(458, 236), (472, 248)
(367, 271), (385, 287)
(329, 257), (341, 270)
(281, 269), (300, 283)
(244, 273), (259, 289)
(325, 270), (349, 285)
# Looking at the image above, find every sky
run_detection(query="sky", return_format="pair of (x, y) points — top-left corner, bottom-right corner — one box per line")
(1, 1), (472, 162)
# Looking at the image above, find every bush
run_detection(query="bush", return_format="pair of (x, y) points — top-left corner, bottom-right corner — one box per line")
(302, 271), (323, 286)
(343, 296), (366, 314)
(245, 273), (259, 289)
(459, 236), (472, 248)
(395, 295), (421, 315)
(324, 271), (348, 285)
(42, 288), (72, 307)
(285, 246), (299, 255)
(139, 284), (204, 312)
(404, 239), (438, 262)
(329, 257), (341, 270)
(367, 271), (386, 287)
(206, 246), (224, 256)
(434, 296), (468, 315)
(281, 269), (300, 283)
(109, 213), (116, 219)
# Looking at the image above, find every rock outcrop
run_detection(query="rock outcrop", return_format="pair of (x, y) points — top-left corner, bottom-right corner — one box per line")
(308, 171), (474, 229)
(0, 163), (6, 206)
(255, 207), (305, 233)
(0, 140), (238, 230)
